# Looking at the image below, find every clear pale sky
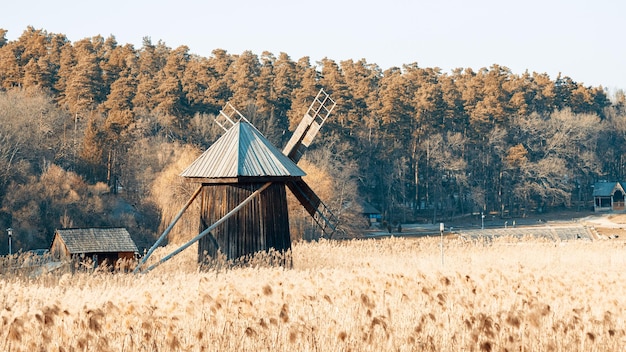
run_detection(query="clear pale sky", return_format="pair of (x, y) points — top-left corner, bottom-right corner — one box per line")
(2, 0), (625, 93)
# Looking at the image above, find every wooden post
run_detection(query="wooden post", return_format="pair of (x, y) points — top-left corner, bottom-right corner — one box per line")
(440, 222), (444, 266)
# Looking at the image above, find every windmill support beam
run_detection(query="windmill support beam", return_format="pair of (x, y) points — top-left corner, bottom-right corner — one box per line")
(134, 185), (203, 273)
(140, 182), (272, 273)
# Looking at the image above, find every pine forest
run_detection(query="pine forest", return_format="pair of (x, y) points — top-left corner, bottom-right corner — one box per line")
(0, 26), (625, 252)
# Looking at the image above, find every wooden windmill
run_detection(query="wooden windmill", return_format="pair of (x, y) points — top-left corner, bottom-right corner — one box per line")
(135, 89), (340, 273)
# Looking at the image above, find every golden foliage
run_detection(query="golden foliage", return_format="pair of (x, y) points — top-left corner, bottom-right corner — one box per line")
(287, 158), (335, 240)
(149, 143), (201, 244)
(505, 143), (529, 169)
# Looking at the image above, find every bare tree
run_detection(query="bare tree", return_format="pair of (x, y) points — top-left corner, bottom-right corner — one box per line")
(421, 132), (467, 221)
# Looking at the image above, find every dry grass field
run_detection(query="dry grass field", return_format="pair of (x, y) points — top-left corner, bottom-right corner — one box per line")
(2, 233), (626, 351)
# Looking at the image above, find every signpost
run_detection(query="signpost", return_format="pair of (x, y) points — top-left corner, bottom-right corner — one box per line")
(439, 222), (444, 266)
(7, 228), (13, 255)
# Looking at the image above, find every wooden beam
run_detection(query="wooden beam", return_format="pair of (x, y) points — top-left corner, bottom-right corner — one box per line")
(134, 185), (203, 273)
(182, 176), (295, 184)
(141, 182), (272, 273)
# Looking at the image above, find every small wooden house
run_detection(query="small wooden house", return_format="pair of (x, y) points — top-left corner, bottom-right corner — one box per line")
(50, 228), (138, 266)
(359, 201), (382, 226)
(593, 181), (626, 212)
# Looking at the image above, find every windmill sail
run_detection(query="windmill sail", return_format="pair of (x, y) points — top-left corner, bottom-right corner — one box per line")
(286, 179), (341, 238)
(283, 88), (336, 163)
(214, 102), (248, 131)
(280, 88), (342, 238)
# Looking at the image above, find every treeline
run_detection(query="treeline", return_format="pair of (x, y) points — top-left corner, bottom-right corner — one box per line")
(1, 26), (625, 250)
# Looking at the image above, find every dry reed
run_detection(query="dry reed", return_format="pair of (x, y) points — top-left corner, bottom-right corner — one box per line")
(0, 236), (625, 351)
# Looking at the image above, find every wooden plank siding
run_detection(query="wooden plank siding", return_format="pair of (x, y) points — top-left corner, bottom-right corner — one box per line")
(197, 182), (291, 262)
(50, 228), (138, 269)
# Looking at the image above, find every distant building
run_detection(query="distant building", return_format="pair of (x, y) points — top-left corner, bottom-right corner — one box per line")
(592, 181), (626, 212)
(358, 201), (382, 226)
(50, 228), (138, 267)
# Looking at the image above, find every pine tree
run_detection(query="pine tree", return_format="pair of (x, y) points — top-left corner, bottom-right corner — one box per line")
(205, 48), (234, 110)
(182, 55), (214, 113)
(271, 52), (297, 143)
(405, 65), (445, 134)
(318, 58), (351, 130)
(287, 56), (318, 130)
(133, 38), (168, 114)
(154, 45), (189, 120)
(59, 38), (104, 114)
(0, 28), (7, 48)
(255, 51), (276, 118)
(227, 50), (260, 111)
(340, 58), (381, 132)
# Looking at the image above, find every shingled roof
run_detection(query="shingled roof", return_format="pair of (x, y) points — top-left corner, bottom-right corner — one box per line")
(54, 228), (138, 254)
(180, 121), (305, 179)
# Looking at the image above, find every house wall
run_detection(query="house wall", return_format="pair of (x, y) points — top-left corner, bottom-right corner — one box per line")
(118, 252), (135, 260)
(594, 195), (626, 212)
(87, 252), (136, 265)
(75, 252), (136, 271)
(49, 235), (69, 260)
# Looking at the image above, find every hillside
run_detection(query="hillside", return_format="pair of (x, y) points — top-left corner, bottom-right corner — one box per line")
(1, 27), (626, 252)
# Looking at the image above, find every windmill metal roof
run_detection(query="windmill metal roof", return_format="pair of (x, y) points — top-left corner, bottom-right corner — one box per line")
(180, 121), (306, 179)
(54, 228), (138, 254)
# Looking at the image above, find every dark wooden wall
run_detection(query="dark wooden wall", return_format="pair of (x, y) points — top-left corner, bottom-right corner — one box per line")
(197, 182), (291, 262)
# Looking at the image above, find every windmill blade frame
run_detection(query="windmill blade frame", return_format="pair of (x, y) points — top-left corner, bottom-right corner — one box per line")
(214, 102), (250, 131)
(286, 178), (342, 239)
(280, 88), (343, 238)
(283, 88), (336, 163)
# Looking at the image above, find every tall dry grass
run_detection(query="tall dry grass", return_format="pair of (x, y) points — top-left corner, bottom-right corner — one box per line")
(1, 236), (626, 351)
